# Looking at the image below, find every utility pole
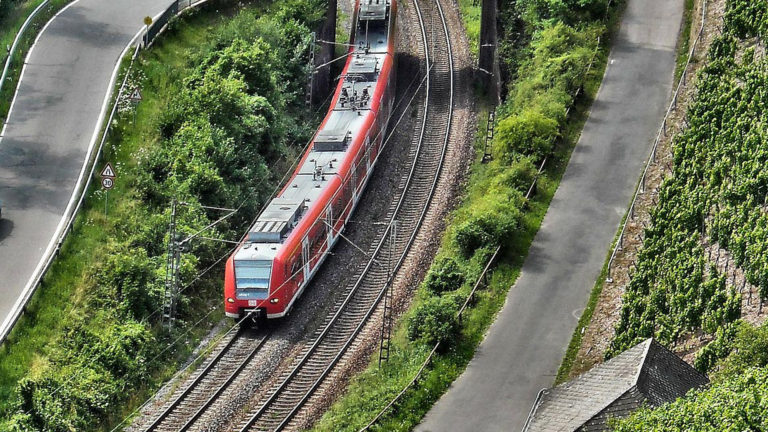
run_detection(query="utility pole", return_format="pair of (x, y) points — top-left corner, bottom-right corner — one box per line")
(317, 217), (398, 366)
(311, 0), (337, 105)
(306, 32), (317, 107)
(162, 200), (180, 330)
(379, 219), (397, 366)
(482, 108), (496, 162)
(161, 201), (237, 330)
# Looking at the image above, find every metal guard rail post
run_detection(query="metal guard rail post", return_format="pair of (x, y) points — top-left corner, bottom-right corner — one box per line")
(0, 0), (215, 346)
(0, 0), (52, 117)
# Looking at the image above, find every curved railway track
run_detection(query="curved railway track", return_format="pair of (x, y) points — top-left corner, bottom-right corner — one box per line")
(235, 0), (454, 430)
(145, 329), (271, 432)
(139, 0), (455, 430)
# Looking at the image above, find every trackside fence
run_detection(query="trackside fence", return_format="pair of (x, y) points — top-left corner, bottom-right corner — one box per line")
(604, 0), (708, 282)
(359, 0), (616, 427)
(0, 0), (214, 346)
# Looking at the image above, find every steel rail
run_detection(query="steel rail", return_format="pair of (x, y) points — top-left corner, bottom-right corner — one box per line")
(177, 332), (271, 431)
(237, 0), (455, 429)
(129, 2), (442, 430)
(144, 329), (243, 430)
(144, 330), (271, 431)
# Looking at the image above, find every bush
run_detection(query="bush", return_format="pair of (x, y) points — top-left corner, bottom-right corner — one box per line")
(96, 247), (162, 319)
(520, 0), (610, 24)
(14, 366), (119, 431)
(694, 322), (739, 373)
(454, 190), (524, 258)
(714, 321), (768, 379)
(11, 319), (155, 431)
(1, 3), (320, 428)
(495, 108), (558, 160)
(490, 156), (539, 192)
(407, 296), (460, 347)
(724, 0), (768, 38)
(423, 256), (465, 294)
(194, 38), (277, 97)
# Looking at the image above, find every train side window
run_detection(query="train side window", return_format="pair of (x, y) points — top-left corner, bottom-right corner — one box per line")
(291, 254), (302, 278)
(333, 195), (343, 224)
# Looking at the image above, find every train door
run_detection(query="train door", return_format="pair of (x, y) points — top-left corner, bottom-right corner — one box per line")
(302, 237), (310, 279)
(326, 206), (335, 245)
(352, 164), (358, 202)
(366, 136), (372, 171)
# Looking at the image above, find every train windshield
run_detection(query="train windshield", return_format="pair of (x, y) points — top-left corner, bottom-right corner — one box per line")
(234, 260), (271, 299)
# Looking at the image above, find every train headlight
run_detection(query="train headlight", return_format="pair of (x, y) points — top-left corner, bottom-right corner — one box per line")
(270, 298), (279, 304)
(227, 297), (235, 303)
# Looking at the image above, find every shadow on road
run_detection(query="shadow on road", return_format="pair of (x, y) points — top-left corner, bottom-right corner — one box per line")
(0, 218), (14, 241)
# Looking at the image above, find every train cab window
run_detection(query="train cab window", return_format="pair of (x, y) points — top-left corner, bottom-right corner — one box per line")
(234, 260), (271, 299)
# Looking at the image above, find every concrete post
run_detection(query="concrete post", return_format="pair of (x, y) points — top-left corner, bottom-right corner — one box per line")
(313, 0), (338, 105)
(478, 0), (497, 95)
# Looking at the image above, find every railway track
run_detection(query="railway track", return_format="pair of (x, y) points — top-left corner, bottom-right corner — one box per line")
(234, 0), (454, 430)
(137, 0), (454, 430)
(144, 329), (271, 432)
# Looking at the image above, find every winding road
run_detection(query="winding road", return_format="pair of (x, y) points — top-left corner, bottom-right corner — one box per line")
(0, 0), (172, 339)
(417, 0), (684, 430)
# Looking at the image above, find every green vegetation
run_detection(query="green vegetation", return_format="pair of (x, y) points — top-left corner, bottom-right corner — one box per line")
(674, 0), (696, 82)
(0, 1), (323, 430)
(0, 0), (47, 56)
(613, 366), (768, 431)
(615, 321), (768, 430)
(615, 320), (768, 430)
(695, 320), (768, 376)
(311, 1), (619, 430)
(602, 0), (768, 428)
(608, 0), (768, 358)
(456, 0), (481, 56)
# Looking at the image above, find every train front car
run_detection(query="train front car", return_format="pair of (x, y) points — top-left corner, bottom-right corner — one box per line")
(225, 0), (397, 322)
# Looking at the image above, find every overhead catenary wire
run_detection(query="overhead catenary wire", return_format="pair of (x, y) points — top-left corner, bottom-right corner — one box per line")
(236, 2), (445, 429)
(359, 0), (645, 428)
(316, 39), (356, 47)
(107, 52), (434, 432)
(72, 12), (443, 432)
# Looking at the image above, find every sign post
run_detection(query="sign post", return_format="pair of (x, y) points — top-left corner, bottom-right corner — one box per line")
(129, 87), (142, 124)
(101, 163), (116, 216)
(143, 16), (153, 46)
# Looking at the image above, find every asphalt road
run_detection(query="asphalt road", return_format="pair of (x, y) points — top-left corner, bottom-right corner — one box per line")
(0, 0), (172, 335)
(416, 0), (684, 431)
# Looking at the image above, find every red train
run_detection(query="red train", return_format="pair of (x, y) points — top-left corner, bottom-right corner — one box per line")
(225, 0), (397, 321)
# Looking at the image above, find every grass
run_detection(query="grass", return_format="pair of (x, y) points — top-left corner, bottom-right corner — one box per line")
(310, 12), (620, 429)
(0, 0), (73, 124)
(674, 0), (696, 82)
(0, 2), (263, 424)
(456, 0), (482, 57)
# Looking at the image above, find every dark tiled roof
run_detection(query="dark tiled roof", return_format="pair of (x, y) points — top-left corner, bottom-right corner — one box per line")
(522, 338), (708, 432)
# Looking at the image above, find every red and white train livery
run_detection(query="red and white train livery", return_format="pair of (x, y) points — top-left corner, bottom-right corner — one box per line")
(225, 0), (397, 320)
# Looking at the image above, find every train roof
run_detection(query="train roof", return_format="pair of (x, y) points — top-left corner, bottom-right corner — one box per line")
(235, 0), (393, 263)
